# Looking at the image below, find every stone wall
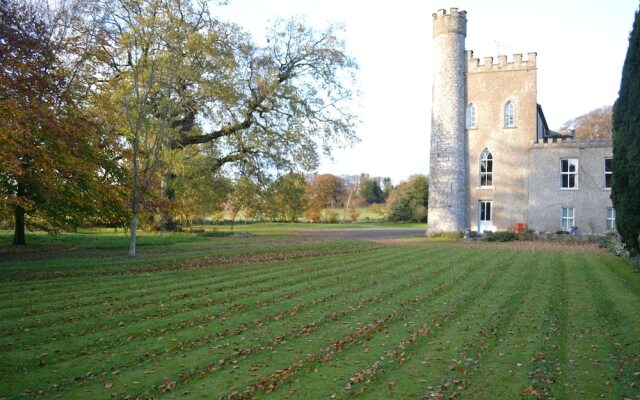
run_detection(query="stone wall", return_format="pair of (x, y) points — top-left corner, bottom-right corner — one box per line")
(466, 52), (537, 233)
(528, 138), (613, 234)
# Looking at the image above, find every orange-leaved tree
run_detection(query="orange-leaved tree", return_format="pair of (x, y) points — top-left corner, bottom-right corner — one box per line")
(0, 0), (128, 245)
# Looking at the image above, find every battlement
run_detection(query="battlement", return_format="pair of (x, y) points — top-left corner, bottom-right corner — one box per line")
(467, 50), (537, 73)
(432, 8), (467, 37)
(529, 136), (612, 149)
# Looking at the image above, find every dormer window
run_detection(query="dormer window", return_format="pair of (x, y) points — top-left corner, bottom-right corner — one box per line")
(504, 101), (515, 127)
(466, 104), (476, 129)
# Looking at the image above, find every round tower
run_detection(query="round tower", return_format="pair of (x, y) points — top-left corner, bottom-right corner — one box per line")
(427, 8), (468, 234)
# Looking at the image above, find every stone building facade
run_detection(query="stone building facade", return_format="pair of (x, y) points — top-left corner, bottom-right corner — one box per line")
(428, 8), (615, 235)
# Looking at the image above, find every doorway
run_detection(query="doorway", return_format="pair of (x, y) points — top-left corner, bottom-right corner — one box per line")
(478, 200), (493, 234)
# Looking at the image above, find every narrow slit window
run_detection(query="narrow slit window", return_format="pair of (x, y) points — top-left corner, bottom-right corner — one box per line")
(504, 101), (515, 127)
(605, 158), (612, 189)
(466, 104), (476, 128)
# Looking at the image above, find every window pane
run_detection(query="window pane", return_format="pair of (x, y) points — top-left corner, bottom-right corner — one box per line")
(605, 158), (612, 172)
(561, 159), (568, 172)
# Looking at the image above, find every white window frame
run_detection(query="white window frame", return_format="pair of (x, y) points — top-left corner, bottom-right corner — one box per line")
(479, 149), (493, 187)
(561, 207), (575, 232)
(606, 208), (616, 231)
(560, 158), (578, 189)
(604, 158), (612, 189)
(466, 104), (476, 129)
(504, 101), (515, 127)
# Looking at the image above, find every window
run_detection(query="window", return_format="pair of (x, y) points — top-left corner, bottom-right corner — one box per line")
(561, 207), (575, 232)
(605, 158), (612, 189)
(606, 208), (616, 231)
(560, 159), (578, 189)
(504, 101), (514, 127)
(479, 149), (493, 187)
(466, 104), (476, 128)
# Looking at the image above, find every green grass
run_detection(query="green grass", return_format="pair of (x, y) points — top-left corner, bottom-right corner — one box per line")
(0, 230), (638, 399)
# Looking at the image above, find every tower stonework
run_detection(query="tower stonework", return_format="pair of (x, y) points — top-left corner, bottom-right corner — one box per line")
(427, 8), (468, 234)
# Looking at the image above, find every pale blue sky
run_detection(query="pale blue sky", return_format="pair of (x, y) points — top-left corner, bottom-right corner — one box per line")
(216, 0), (638, 183)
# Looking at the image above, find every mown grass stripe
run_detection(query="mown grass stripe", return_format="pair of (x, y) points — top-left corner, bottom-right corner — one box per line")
(0, 248), (433, 363)
(284, 248), (524, 398)
(0, 247), (408, 336)
(560, 251), (613, 398)
(320, 250), (533, 399)
(7, 247), (468, 396)
(0, 242), (375, 298)
(578, 252), (640, 399)
(56, 248), (487, 399)
(203, 250), (514, 399)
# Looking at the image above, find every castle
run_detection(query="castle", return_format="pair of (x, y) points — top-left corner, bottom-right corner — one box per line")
(427, 8), (614, 235)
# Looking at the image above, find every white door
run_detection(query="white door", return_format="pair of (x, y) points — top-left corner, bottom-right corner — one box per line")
(478, 201), (493, 233)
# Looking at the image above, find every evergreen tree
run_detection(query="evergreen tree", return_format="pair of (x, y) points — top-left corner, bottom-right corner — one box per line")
(612, 6), (640, 253)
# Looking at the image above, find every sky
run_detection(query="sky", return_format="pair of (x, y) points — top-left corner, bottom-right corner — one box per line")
(216, 0), (638, 184)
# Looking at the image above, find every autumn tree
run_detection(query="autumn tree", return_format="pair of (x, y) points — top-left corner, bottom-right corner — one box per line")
(0, 0), (127, 245)
(305, 174), (344, 222)
(386, 175), (429, 223)
(559, 105), (613, 138)
(612, 6), (640, 254)
(264, 173), (307, 222)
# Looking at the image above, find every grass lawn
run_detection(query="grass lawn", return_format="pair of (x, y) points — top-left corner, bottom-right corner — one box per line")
(0, 227), (639, 399)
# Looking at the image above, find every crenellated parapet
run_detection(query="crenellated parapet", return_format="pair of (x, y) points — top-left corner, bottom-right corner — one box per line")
(529, 136), (612, 149)
(467, 50), (537, 73)
(432, 8), (467, 36)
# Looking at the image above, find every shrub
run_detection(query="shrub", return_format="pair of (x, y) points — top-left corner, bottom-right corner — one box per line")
(484, 231), (518, 242)
(326, 210), (339, 224)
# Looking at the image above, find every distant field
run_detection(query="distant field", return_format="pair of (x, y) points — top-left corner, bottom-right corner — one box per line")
(0, 228), (639, 399)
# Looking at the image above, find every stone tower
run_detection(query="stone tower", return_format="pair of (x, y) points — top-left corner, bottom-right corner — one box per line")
(427, 8), (468, 234)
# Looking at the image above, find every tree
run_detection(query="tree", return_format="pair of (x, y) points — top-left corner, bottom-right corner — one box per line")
(559, 105), (612, 138)
(386, 175), (429, 222)
(88, 0), (359, 251)
(169, 149), (232, 224)
(612, 6), (640, 254)
(265, 173), (307, 222)
(305, 174), (344, 222)
(359, 173), (384, 204)
(227, 177), (264, 226)
(0, 0), (127, 245)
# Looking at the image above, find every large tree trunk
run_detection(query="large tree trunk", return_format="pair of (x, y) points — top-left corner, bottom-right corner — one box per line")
(13, 204), (26, 245)
(129, 210), (138, 257)
(160, 171), (179, 231)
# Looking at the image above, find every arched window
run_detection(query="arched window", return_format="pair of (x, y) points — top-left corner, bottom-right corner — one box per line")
(466, 104), (476, 128)
(504, 101), (515, 127)
(480, 149), (493, 187)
